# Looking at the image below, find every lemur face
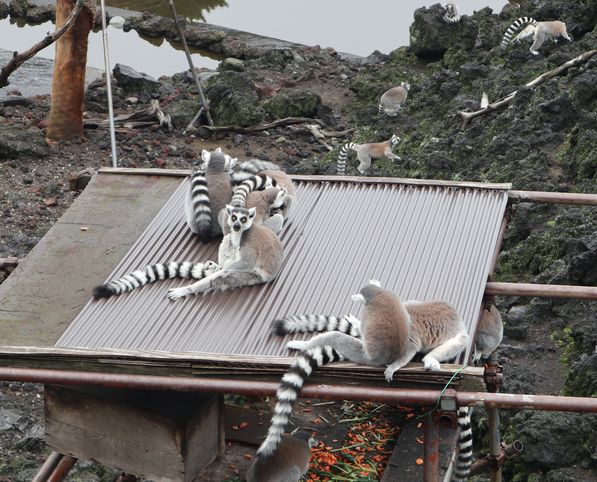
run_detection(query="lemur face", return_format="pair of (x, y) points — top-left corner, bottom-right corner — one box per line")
(226, 206), (256, 232)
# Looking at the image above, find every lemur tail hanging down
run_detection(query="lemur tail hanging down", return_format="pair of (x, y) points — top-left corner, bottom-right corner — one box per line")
(337, 134), (401, 175)
(92, 261), (219, 298)
(229, 174), (277, 208)
(256, 346), (343, 457)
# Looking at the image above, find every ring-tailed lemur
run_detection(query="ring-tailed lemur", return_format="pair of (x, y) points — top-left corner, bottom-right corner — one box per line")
(167, 203), (283, 300)
(472, 294), (503, 363)
(198, 147), (237, 172)
(185, 150), (233, 243)
(378, 83), (410, 116)
(92, 260), (219, 298)
(501, 17), (571, 55)
(229, 174), (278, 209)
(258, 280), (469, 458)
(442, 2), (461, 23)
(336, 135), (401, 175)
(247, 432), (316, 482)
(223, 187), (289, 235)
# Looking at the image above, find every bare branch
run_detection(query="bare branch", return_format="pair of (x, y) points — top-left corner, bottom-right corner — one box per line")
(458, 49), (597, 129)
(0, 0), (86, 88)
(202, 117), (326, 133)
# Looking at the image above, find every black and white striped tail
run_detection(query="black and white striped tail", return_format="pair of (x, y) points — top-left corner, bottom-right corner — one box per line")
(231, 159), (282, 184)
(189, 170), (212, 242)
(501, 17), (536, 49)
(337, 142), (356, 175)
(443, 13), (461, 23)
(230, 174), (277, 208)
(256, 346), (343, 457)
(92, 261), (217, 299)
(451, 408), (473, 482)
(272, 314), (362, 338)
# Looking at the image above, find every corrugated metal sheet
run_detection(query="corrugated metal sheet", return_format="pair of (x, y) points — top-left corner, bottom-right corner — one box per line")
(57, 178), (508, 364)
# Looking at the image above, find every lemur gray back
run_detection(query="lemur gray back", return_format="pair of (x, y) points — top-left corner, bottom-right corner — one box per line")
(359, 283), (411, 365)
(205, 152), (233, 236)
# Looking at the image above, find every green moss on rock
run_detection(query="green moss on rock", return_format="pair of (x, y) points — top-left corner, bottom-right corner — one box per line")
(263, 90), (321, 119)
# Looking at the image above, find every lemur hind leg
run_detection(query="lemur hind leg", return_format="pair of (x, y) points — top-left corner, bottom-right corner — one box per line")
(384, 347), (419, 382)
(167, 267), (261, 300)
(421, 333), (469, 371)
(286, 332), (373, 365)
(530, 29), (546, 55)
(356, 150), (372, 174)
(261, 213), (284, 234)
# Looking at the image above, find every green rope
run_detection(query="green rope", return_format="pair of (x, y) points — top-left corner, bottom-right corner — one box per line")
(416, 365), (468, 419)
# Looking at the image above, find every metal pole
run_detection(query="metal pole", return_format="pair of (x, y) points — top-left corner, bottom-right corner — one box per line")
(47, 455), (77, 482)
(168, 0), (213, 127)
(423, 413), (440, 482)
(99, 0), (118, 167)
(485, 282), (597, 300)
(2, 367), (597, 412)
(488, 408), (502, 482)
(508, 190), (597, 206)
(32, 451), (63, 482)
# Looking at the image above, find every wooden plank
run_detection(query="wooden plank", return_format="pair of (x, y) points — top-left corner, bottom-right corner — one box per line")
(45, 385), (221, 482)
(0, 346), (487, 392)
(98, 167), (512, 190)
(381, 416), (458, 482)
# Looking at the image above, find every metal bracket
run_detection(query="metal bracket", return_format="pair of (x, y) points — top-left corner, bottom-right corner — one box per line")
(484, 358), (503, 393)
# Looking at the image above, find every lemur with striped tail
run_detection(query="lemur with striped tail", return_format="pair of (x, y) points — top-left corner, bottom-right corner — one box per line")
(336, 134), (401, 175)
(92, 260), (219, 299)
(185, 150), (233, 243)
(378, 83), (410, 116)
(260, 281), (469, 465)
(442, 2), (461, 23)
(167, 202), (283, 300)
(247, 432), (317, 482)
(501, 17), (571, 55)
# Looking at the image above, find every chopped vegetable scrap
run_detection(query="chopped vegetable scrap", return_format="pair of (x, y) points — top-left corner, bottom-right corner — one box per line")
(305, 402), (403, 481)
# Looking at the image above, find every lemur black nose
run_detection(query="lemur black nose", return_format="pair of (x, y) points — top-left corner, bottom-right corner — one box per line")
(233, 223), (241, 231)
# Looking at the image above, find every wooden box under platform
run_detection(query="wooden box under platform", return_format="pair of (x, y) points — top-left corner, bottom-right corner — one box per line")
(45, 384), (224, 482)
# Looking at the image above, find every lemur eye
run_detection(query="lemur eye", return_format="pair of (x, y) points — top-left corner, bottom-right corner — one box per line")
(241, 217), (247, 223)
(231, 215), (237, 221)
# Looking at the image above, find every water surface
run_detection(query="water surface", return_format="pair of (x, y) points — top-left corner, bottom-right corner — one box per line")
(0, 0), (507, 80)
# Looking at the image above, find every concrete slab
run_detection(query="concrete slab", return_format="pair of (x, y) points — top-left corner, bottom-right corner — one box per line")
(0, 172), (182, 346)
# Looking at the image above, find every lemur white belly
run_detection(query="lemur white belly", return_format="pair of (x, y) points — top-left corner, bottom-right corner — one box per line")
(218, 232), (242, 267)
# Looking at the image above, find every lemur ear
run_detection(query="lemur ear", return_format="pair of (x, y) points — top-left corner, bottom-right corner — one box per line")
(226, 204), (233, 215)
(248, 207), (257, 218)
(201, 149), (210, 163)
(369, 279), (381, 287)
(352, 294), (366, 304)
(215, 147), (222, 152)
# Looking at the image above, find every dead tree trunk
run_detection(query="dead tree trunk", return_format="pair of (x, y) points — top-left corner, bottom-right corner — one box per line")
(46, 0), (96, 141)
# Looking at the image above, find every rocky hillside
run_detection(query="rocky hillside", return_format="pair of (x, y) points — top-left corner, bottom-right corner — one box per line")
(338, 1), (596, 480)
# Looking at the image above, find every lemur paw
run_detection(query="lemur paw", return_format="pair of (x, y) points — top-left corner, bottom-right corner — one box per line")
(286, 340), (309, 351)
(384, 366), (397, 383)
(204, 260), (220, 275)
(530, 50), (539, 55)
(423, 357), (441, 371)
(167, 287), (190, 301)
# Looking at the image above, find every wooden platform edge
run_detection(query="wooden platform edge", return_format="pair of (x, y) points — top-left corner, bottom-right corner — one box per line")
(97, 167), (512, 190)
(0, 345), (487, 392)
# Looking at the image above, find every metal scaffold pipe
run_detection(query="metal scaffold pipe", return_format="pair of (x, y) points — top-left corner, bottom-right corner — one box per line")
(2, 367), (597, 413)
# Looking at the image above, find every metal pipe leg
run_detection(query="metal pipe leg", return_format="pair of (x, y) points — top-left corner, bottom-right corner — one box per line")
(424, 413), (440, 482)
(32, 451), (63, 482)
(488, 407), (502, 482)
(47, 455), (77, 482)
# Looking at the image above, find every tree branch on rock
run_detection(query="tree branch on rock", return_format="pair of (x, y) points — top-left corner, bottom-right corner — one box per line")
(458, 49), (597, 129)
(0, 0), (85, 88)
(202, 117), (327, 134)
